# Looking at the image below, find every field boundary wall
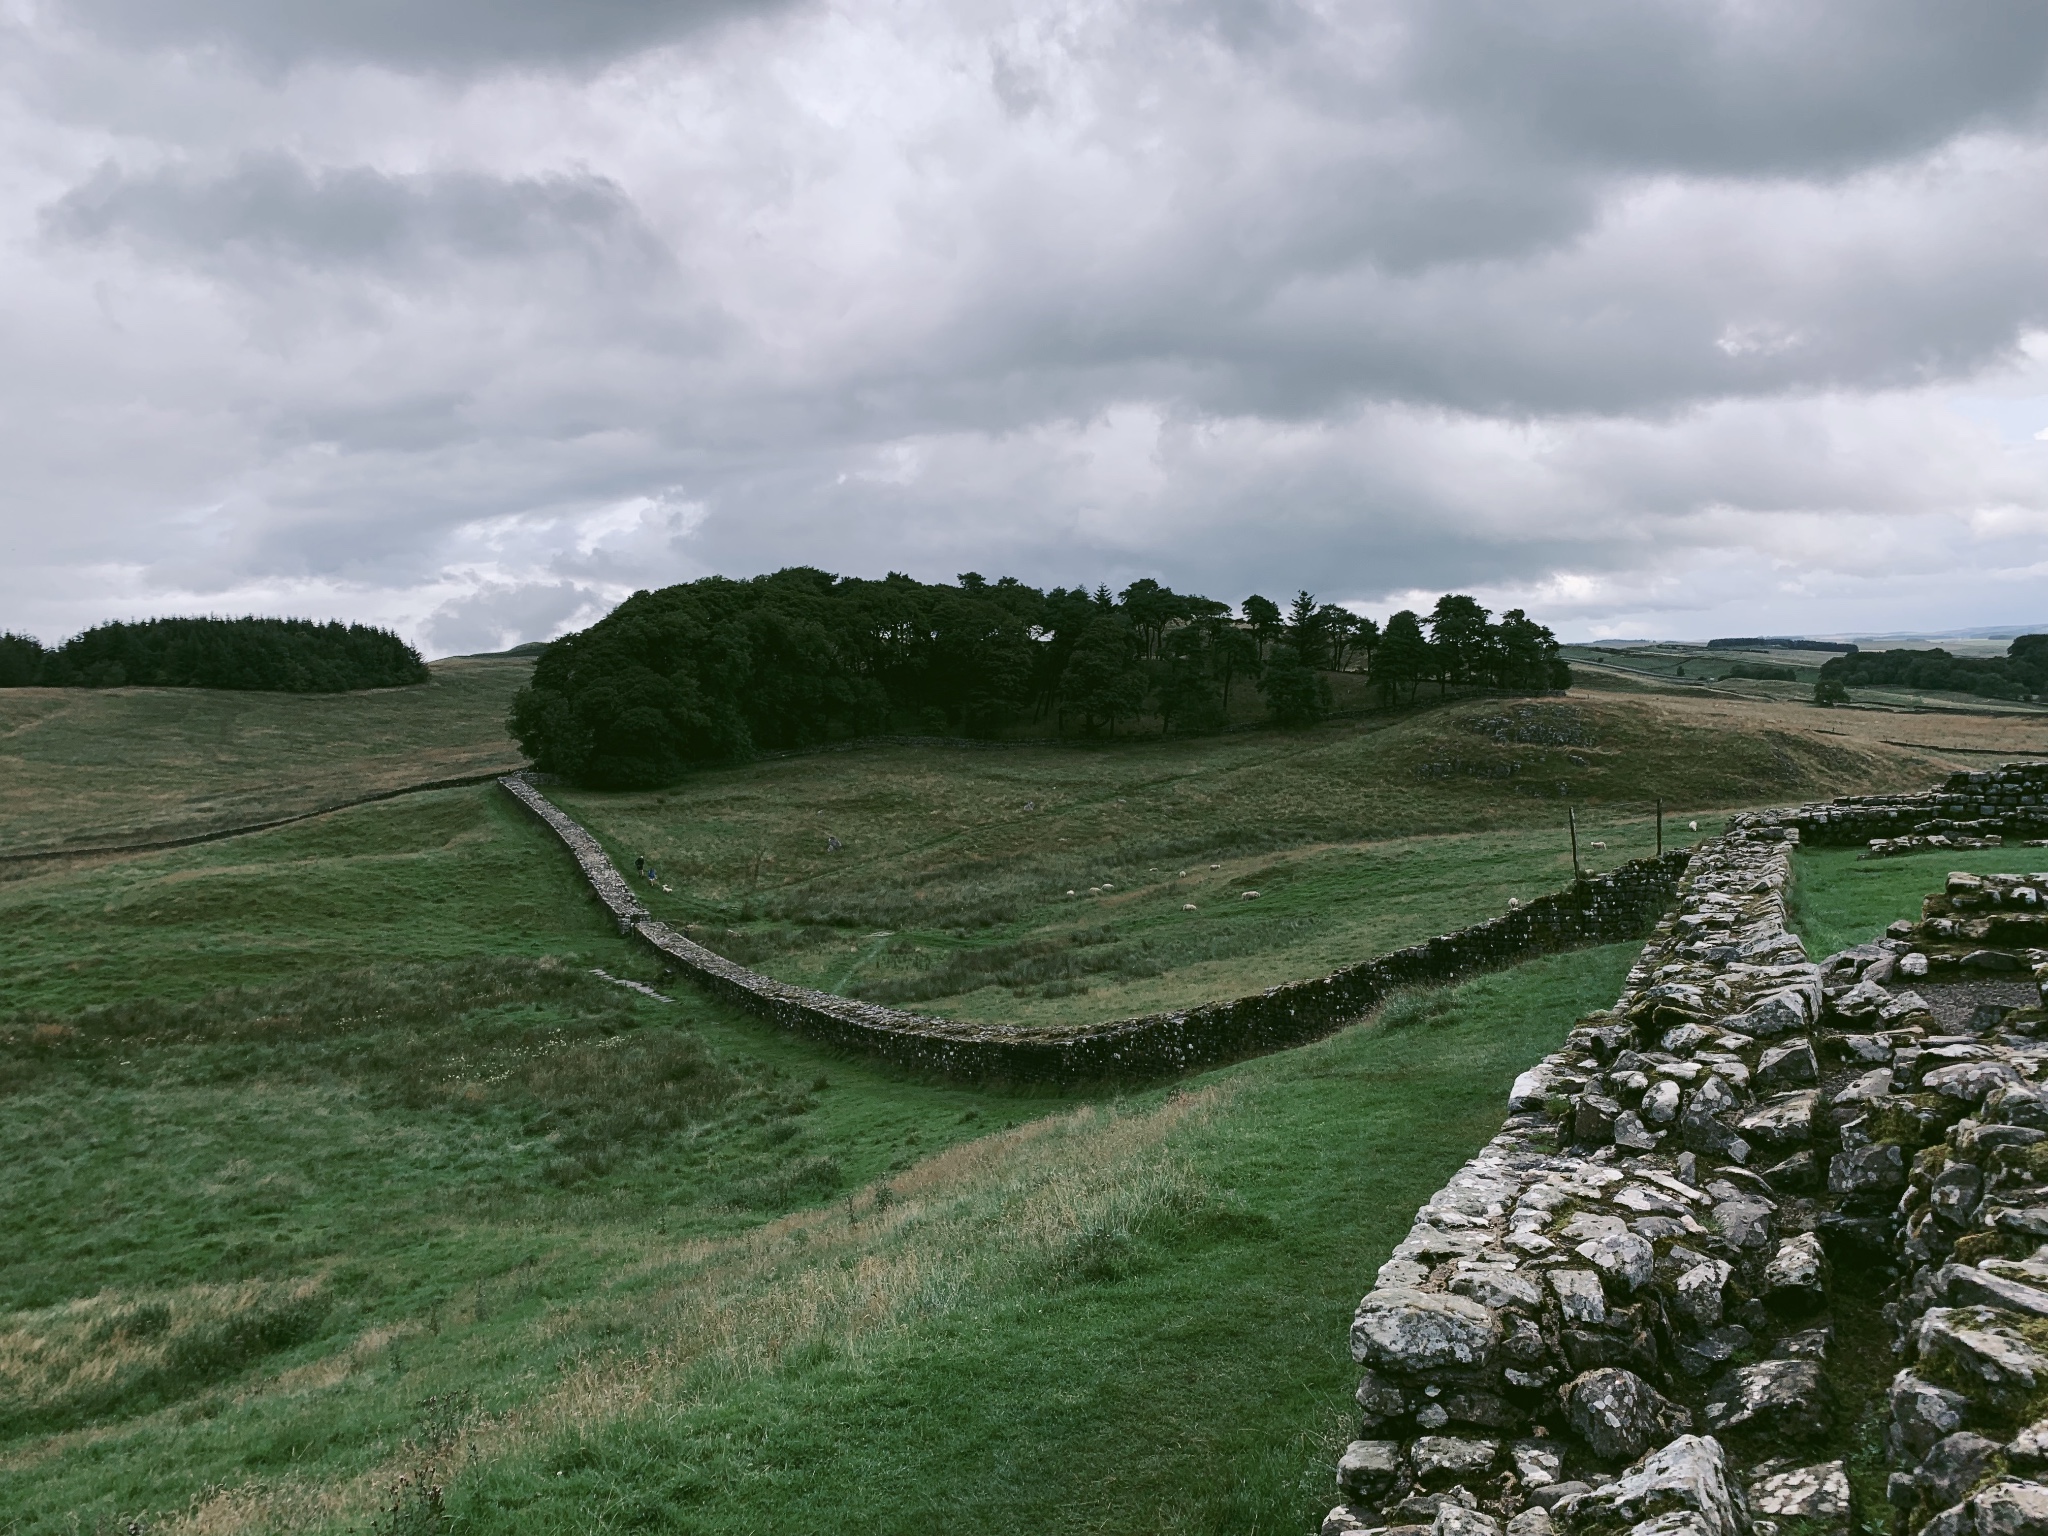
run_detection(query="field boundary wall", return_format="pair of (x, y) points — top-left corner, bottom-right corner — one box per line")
(0, 766), (526, 867)
(499, 772), (1689, 1084)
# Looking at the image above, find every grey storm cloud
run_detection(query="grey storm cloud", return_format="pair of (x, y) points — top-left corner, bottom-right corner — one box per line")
(4, 0), (2048, 655)
(51, 0), (802, 71)
(44, 157), (665, 276)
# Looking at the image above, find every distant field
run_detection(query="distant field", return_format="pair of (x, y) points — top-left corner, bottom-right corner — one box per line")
(1564, 641), (2048, 717)
(552, 687), (1980, 1027)
(0, 655), (529, 856)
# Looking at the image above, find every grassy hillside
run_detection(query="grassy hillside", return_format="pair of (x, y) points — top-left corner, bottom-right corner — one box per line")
(0, 654), (529, 856)
(552, 688), (1985, 1027)
(0, 837), (1638, 1533)
(4, 667), (2043, 1531)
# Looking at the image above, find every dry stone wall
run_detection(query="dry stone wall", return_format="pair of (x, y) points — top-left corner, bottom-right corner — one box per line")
(1326, 774), (2048, 1536)
(499, 773), (1687, 1085)
(1778, 763), (2048, 855)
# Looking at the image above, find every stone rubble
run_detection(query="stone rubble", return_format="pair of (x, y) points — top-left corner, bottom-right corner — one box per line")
(1326, 768), (2048, 1536)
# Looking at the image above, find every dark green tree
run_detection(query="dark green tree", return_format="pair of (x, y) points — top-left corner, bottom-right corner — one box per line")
(1058, 615), (1148, 735)
(0, 631), (46, 687)
(1426, 594), (1493, 693)
(1258, 643), (1330, 726)
(1241, 595), (1284, 659)
(1375, 610), (1430, 705)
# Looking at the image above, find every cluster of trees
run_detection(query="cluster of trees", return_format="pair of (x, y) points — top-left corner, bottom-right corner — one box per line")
(1721, 661), (1798, 682)
(510, 568), (1571, 788)
(0, 617), (428, 692)
(1817, 636), (2048, 703)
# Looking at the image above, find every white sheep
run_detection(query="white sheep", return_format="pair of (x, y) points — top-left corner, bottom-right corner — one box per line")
(1182, 903), (1197, 912)
(1241, 890), (1260, 900)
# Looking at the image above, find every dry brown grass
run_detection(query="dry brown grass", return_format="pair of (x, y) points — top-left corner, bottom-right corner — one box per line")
(0, 1276), (330, 1441)
(151, 1089), (1226, 1535)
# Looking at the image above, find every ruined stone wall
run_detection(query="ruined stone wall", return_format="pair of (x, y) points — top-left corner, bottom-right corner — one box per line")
(1778, 763), (2048, 853)
(1326, 785), (2048, 1536)
(499, 773), (1688, 1085)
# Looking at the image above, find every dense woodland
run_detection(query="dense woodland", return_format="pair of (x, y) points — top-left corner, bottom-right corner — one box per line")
(509, 568), (1572, 787)
(1818, 635), (2048, 701)
(0, 617), (427, 693)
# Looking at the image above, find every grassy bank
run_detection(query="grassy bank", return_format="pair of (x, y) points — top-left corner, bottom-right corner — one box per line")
(1, 932), (1639, 1534)
(552, 689), (1935, 1027)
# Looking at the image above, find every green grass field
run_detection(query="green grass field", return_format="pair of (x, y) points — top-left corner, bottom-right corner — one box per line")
(1787, 842), (2048, 959)
(0, 674), (2024, 1534)
(550, 689), (1928, 1027)
(0, 655), (530, 856)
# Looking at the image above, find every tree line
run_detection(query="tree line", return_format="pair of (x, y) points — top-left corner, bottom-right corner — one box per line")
(510, 568), (1571, 787)
(0, 617), (428, 692)
(1816, 636), (2048, 703)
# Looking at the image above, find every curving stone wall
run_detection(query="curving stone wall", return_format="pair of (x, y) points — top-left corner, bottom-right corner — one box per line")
(499, 773), (1688, 1085)
(1325, 770), (2048, 1536)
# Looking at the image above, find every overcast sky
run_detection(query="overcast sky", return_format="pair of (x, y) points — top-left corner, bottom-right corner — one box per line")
(5, 1), (2048, 653)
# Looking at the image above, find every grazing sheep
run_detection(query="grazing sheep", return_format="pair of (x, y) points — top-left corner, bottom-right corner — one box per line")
(1507, 896), (1521, 909)
(1688, 820), (1699, 831)
(1590, 839), (1606, 849)
(1182, 903), (1197, 911)
(1241, 890), (1260, 900)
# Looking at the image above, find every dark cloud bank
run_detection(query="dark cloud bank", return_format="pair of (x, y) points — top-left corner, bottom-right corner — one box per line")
(5, 1), (2048, 652)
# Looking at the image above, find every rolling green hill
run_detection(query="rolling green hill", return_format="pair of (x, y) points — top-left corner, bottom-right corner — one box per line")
(0, 671), (2038, 1532)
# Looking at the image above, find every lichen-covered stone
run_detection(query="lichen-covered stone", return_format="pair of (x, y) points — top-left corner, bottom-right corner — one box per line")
(1435, 1504), (1505, 1536)
(1916, 1307), (2048, 1411)
(1971, 1478), (2048, 1536)
(1556, 1434), (1746, 1536)
(1891, 1370), (1970, 1463)
(1353, 1289), (1502, 1373)
(1757, 1041), (1819, 1090)
(1748, 1459), (1850, 1528)
(1829, 1143), (1907, 1205)
(1564, 1369), (1689, 1462)
(1762, 1233), (1829, 1315)
(1915, 1433), (2002, 1512)
(1338, 1439), (1405, 1501)
(1578, 1231), (1657, 1294)
(1703, 1359), (1830, 1440)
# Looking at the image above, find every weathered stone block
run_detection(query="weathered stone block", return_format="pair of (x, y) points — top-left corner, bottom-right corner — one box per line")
(1703, 1358), (1830, 1440)
(1748, 1459), (1851, 1531)
(1353, 1288), (1502, 1373)
(1555, 1433), (1745, 1536)
(1563, 1368), (1689, 1462)
(1762, 1232), (1830, 1315)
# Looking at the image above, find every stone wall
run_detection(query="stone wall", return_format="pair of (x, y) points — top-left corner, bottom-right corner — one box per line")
(499, 773), (1688, 1085)
(1776, 763), (2048, 852)
(1324, 782), (2048, 1536)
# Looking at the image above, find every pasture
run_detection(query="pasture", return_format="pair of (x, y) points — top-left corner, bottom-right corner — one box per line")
(1, 665), (2041, 1531)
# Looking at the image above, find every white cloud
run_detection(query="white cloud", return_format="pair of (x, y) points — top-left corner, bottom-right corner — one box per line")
(3, 0), (2048, 647)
